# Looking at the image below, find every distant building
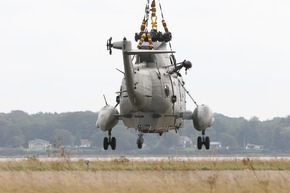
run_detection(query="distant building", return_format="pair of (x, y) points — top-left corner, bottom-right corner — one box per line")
(245, 143), (263, 150)
(178, 136), (192, 148)
(28, 139), (50, 149)
(210, 141), (222, 149)
(80, 139), (91, 148)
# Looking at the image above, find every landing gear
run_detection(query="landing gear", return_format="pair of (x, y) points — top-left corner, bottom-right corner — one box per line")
(103, 137), (109, 150)
(111, 137), (116, 150)
(103, 130), (116, 150)
(197, 130), (210, 150)
(137, 132), (144, 149)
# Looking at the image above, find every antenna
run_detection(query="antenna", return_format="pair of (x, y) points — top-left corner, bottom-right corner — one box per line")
(116, 68), (125, 74)
(103, 95), (108, 105)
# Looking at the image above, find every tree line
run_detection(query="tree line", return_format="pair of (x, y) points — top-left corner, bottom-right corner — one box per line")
(0, 110), (290, 153)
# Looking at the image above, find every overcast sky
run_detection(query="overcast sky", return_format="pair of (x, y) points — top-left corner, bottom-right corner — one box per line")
(0, 0), (289, 120)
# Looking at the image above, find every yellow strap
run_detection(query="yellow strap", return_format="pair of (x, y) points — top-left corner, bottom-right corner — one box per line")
(137, 33), (147, 49)
(151, 0), (157, 30)
(147, 33), (154, 49)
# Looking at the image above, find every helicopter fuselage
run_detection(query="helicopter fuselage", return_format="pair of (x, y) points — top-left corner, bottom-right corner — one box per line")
(119, 64), (186, 133)
(108, 39), (185, 133)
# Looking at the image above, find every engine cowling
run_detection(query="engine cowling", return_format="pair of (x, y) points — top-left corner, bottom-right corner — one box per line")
(192, 104), (214, 131)
(96, 105), (119, 132)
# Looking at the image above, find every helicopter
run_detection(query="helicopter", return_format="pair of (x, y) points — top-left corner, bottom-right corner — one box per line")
(96, 0), (214, 150)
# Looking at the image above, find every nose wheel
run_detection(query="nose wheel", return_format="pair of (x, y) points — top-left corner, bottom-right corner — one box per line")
(137, 132), (144, 149)
(197, 131), (210, 150)
(103, 130), (116, 150)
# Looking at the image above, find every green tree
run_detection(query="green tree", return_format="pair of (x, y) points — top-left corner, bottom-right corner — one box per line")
(4, 124), (24, 147)
(7, 136), (25, 148)
(279, 127), (290, 152)
(219, 133), (237, 147)
(52, 129), (75, 147)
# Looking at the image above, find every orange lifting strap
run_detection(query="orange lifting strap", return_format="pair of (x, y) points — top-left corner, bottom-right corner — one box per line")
(136, 0), (170, 49)
(151, 0), (157, 30)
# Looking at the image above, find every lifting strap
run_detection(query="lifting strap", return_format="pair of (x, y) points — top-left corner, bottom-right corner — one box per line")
(151, 0), (157, 30)
(137, 0), (171, 49)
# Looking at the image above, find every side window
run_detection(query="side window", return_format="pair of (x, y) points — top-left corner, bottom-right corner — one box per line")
(164, 84), (170, 97)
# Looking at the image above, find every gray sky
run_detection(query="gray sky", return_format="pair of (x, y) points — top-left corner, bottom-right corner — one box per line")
(0, 0), (289, 120)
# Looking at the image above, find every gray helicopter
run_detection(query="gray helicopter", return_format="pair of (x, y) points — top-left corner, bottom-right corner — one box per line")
(96, 0), (214, 150)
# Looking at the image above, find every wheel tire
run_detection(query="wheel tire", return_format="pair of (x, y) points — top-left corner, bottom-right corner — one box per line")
(111, 137), (116, 150)
(205, 136), (210, 150)
(137, 142), (143, 149)
(137, 138), (143, 149)
(103, 137), (109, 150)
(197, 136), (202, 150)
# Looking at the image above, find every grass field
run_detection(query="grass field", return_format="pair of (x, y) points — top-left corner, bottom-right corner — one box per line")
(0, 157), (290, 193)
(1, 170), (290, 193)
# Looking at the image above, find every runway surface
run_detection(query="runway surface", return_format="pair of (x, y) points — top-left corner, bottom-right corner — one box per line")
(0, 156), (289, 162)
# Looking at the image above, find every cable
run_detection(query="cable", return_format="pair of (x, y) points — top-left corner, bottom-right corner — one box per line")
(177, 79), (199, 107)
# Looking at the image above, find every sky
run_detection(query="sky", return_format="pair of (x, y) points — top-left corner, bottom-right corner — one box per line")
(0, 0), (289, 120)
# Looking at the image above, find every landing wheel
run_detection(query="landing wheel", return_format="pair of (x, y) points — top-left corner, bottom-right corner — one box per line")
(197, 136), (202, 150)
(103, 131), (117, 150)
(111, 137), (116, 150)
(197, 131), (210, 150)
(103, 137), (109, 150)
(137, 138), (143, 149)
(205, 136), (210, 150)
(137, 132), (144, 149)
(137, 141), (143, 149)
